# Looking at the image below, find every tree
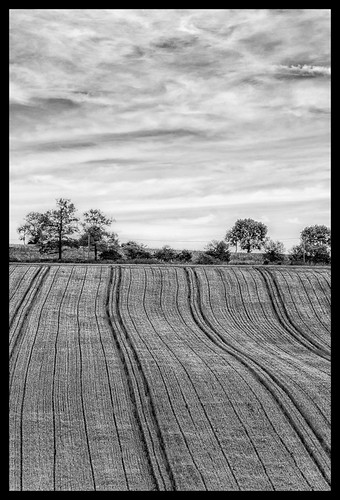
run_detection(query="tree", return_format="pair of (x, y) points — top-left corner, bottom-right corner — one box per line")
(175, 249), (192, 262)
(121, 241), (152, 260)
(301, 225), (331, 248)
(226, 219), (268, 253)
(81, 209), (114, 261)
(17, 212), (49, 245)
(263, 240), (285, 263)
(289, 243), (330, 265)
(194, 252), (219, 265)
(99, 248), (122, 261)
(205, 240), (231, 262)
(43, 199), (79, 260)
(154, 245), (177, 262)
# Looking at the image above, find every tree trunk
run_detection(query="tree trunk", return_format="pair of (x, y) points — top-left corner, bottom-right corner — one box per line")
(95, 243), (97, 261)
(58, 233), (62, 260)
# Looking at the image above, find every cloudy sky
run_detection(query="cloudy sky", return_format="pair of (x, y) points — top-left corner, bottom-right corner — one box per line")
(10, 9), (330, 249)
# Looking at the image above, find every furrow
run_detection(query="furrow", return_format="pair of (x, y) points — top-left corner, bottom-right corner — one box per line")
(9, 266), (45, 332)
(107, 266), (173, 490)
(52, 267), (75, 490)
(153, 266), (275, 490)
(184, 267), (331, 487)
(256, 267), (329, 359)
(9, 265), (31, 302)
(9, 266), (51, 385)
(9, 267), (59, 490)
(145, 267), (240, 490)
(202, 267), (330, 454)
(277, 269), (330, 348)
(75, 266), (97, 490)
(233, 267), (330, 421)
(176, 268), (323, 490)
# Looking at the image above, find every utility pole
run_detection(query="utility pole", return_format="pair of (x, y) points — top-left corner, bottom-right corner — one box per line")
(88, 233), (91, 261)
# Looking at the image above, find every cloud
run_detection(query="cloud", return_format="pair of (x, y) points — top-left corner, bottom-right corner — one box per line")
(9, 9), (330, 249)
(275, 64), (331, 79)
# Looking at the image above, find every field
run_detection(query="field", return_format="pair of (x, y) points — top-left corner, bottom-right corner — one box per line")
(9, 263), (331, 491)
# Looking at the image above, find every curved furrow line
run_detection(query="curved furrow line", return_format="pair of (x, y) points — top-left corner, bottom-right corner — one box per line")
(9, 264), (18, 276)
(9, 268), (58, 406)
(242, 268), (330, 378)
(125, 267), (207, 491)
(146, 267), (241, 491)
(142, 269), (212, 491)
(311, 272), (331, 313)
(256, 267), (330, 359)
(296, 271), (331, 335)
(9, 266), (51, 367)
(175, 268), (324, 490)
(277, 269), (330, 346)
(93, 266), (129, 490)
(95, 267), (155, 491)
(256, 267), (330, 360)
(11, 267), (59, 490)
(107, 266), (174, 491)
(230, 268), (330, 425)
(75, 266), (96, 491)
(314, 270), (331, 291)
(153, 267), (276, 491)
(52, 267), (106, 490)
(9, 265), (31, 301)
(184, 267), (330, 487)
(239, 269), (330, 421)
(51, 266), (75, 490)
(268, 268), (330, 356)
(237, 268), (330, 395)
(200, 268), (330, 451)
(9, 266), (45, 331)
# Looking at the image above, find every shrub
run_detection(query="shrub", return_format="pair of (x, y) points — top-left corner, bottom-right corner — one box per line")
(263, 240), (285, 264)
(310, 245), (331, 264)
(175, 249), (192, 262)
(121, 241), (153, 260)
(289, 243), (330, 265)
(154, 245), (177, 262)
(205, 240), (231, 263)
(194, 252), (221, 265)
(99, 248), (122, 261)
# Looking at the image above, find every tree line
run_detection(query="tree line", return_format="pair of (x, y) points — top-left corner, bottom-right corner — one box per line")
(17, 198), (331, 265)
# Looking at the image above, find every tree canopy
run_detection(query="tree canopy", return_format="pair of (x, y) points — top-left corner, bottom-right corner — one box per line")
(81, 208), (114, 260)
(226, 218), (268, 253)
(301, 225), (331, 248)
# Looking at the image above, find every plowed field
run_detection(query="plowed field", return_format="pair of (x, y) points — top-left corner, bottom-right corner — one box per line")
(9, 264), (331, 491)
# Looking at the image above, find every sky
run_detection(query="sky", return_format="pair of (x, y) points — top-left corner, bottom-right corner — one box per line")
(10, 9), (330, 250)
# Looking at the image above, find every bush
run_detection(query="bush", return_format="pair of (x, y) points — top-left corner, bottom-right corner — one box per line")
(205, 240), (231, 263)
(121, 241), (153, 260)
(310, 245), (331, 264)
(289, 243), (330, 265)
(154, 245), (177, 262)
(194, 252), (221, 265)
(99, 248), (122, 261)
(175, 249), (192, 262)
(263, 240), (285, 264)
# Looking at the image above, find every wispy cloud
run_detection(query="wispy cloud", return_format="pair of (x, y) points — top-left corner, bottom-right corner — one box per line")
(10, 9), (330, 248)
